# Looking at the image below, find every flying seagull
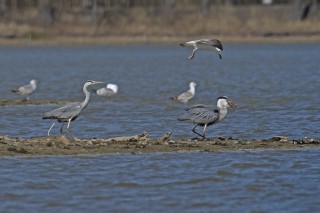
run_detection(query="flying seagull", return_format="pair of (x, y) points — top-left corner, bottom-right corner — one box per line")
(180, 39), (223, 60)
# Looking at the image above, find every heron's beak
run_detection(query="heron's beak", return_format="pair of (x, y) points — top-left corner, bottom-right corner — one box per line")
(227, 99), (237, 111)
(93, 81), (105, 85)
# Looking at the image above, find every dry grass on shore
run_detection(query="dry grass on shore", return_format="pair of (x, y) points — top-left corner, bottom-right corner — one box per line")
(0, 5), (319, 45)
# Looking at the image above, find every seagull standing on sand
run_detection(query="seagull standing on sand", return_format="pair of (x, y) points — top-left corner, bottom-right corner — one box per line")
(11, 79), (39, 100)
(95, 83), (118, 97)
(178, 96), (236, 139)
(180, 39), (223, 60)
(170, 82), (197, 103)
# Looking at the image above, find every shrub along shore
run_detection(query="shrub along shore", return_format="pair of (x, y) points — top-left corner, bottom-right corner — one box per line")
(0, 4), (319, 45)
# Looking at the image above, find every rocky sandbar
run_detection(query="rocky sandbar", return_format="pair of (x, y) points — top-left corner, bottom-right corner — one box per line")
(0, 132), (319, 157)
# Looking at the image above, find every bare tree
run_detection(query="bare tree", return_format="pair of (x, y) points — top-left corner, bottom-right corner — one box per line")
(201, 0), (212, 16)
(39, 0), (54, 24)
(0, 0), (7, 15)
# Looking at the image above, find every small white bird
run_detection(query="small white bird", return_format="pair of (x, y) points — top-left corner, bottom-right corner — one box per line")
(11, 79), (39, 100)
(180, 39), (223, 60)
(95, 83), (118, 97)
(170, 82), (197, 103)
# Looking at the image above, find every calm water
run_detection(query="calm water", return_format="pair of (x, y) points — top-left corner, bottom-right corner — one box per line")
(1, 44), (320, 212)
(1, 150), (320, 212)
(0, 44), (319, 139)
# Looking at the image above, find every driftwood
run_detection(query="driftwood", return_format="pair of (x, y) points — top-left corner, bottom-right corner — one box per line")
(158, 131), (172, 142)
(104, 131), (149, 142)
(103, 131), (172, 143)
(15, 131), (172, 145)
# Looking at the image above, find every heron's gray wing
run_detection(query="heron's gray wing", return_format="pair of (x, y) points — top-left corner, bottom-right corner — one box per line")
(197, 39), (223, 50)
(179, 104), (219, 124)
(43, 103), (82, 120)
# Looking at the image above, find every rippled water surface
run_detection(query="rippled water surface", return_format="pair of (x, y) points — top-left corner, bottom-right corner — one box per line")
(0, 44), (319, 139)
(1, 150), (320, 212)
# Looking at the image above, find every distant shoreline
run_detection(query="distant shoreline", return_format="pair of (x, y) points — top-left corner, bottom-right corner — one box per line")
(1, 34), (320, 46)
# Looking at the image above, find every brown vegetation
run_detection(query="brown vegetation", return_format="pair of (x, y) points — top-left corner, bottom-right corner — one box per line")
(0, 1), (319, 44)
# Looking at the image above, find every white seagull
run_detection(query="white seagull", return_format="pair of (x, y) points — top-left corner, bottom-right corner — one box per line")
(180, 39), (223, 60)
(95, 83), (118, 97)
(11, 79), (39, 100)
(170, 82), (197, 103)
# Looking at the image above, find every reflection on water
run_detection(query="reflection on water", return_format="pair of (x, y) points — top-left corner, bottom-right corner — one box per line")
(1, 150), (320, 212)
(0, 44), (319, 139)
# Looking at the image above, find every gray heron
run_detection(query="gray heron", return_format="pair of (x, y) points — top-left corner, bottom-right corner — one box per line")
(95, 83), (118, 97)
(170, 82), (197, 103)
(11, 79), (39, 100)
(43, 80), (104, 136)
(178, 96), (236, 139)
(180, 39), (223, 60)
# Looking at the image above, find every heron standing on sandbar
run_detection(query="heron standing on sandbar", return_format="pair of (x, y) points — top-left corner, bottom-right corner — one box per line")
(178, 96), (236, 139)
(180, 39), (223, 60)
(43, 80), (104, 136)
(11, 79), (39, 100)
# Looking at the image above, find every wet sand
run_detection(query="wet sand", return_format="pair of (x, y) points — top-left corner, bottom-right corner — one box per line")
(0, 99), (75, 106)
(1, 133), (319, 157)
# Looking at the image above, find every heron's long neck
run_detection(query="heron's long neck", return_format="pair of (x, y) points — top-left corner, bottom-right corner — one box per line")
(218, 107), (228, 122)
(80, 84), (90, 109)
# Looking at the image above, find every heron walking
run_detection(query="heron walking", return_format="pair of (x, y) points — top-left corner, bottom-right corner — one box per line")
(178, 96), (236, 139)
(43, 80), (104, 136)
(95, 83), (118, 97)
(180, 39), (223, 60)
(170, 82), (197, 103)
(11, 79), (39, 100)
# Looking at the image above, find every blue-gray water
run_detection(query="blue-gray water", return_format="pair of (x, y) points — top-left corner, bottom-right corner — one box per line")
(0, 44), (319, 139)
(1, 44), (320, 212)
(1, 150), (320, 213)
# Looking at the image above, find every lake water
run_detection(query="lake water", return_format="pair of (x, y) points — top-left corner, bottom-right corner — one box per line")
(0, 44), (319, 140)
(1, 150), (320, 212)
(1, 44), (320, 212)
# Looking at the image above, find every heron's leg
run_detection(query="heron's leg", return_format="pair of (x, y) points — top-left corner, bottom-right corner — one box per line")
(66, 119), (73, 139)
(218, 52), (222, 59)
(202, 124), (208, 140)
(47, 123), (55, 136)
(60, 123), (65, 134)
(192, 124), (205, 139)
(66, 119), (71, 129)
(188, 48), (197, 60)
(66, 128), (72, 139)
